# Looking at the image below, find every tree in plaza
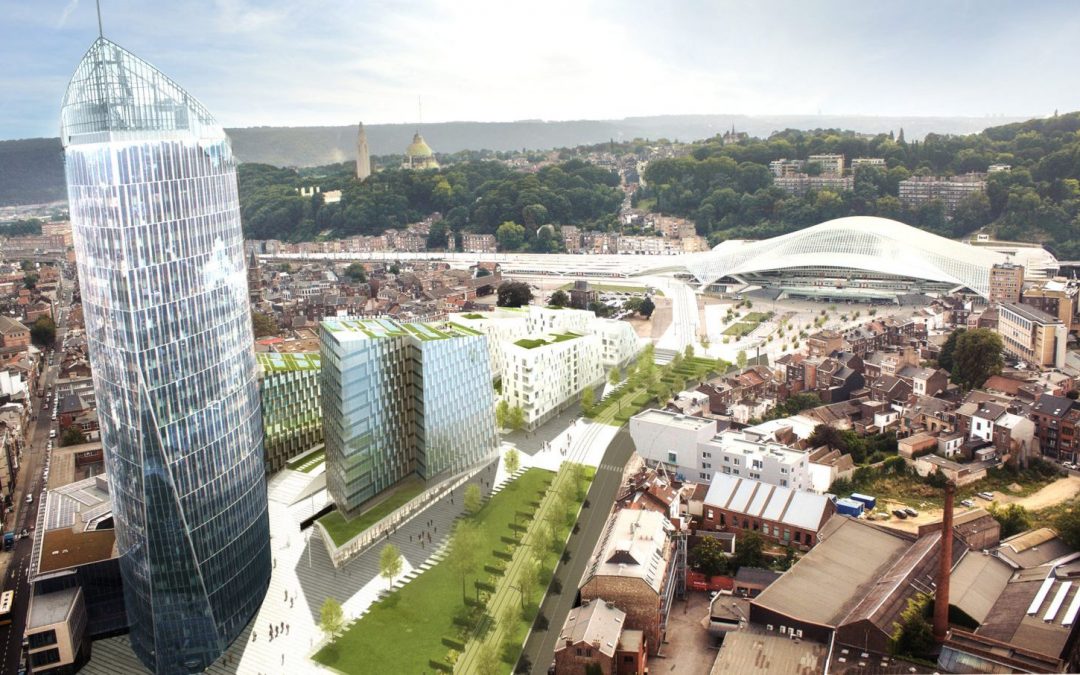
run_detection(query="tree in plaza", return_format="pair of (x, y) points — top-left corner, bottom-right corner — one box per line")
(61, 427), (86, 447)
(496, 399), (510, 429)
(476, 643), (502, 675)
(689, 537), (732, 576)
(343, 262), (366, 282)
(464, 483), (484, 515)
(949, 328), (1003, 391)
(504, 447), (521, 475)
(497, 281), (533, 308)
(319, 597), (344, 640)
(30, 316), (56, 347)
(639, 295), (655, 318)
(608, 367), (621, 387)
(251, 310), (278, 338)
(507, 405), (526, 432)
(736, 349), (748, 370)
(654, 382), (672, 405)
(536, 520), (559, 554)
(549, 290), (569, 308)
(581, 385), (596, 416)
(448, 522), (484, 602)
(684, 344), (695, 359)
(379, 543), (403, 590)
(517, 559), (539, 609)
(496, 221), (526, 251)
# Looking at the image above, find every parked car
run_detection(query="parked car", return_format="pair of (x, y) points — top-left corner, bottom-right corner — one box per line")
(892, 509), (907, 519)
(904, 507), (919, 517)
(976, 491), (995, 500)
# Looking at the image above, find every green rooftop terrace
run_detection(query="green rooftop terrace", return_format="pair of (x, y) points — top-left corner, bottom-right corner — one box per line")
(513, 332), (580, 349)
(321, 317), (480, 342)
(257, 352), (321, 374)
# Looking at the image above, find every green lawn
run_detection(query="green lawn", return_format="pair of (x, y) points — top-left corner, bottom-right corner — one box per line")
(286, 447), (325, 473)
(318, 480), (428, 546)
(722, 321), (758, 337)
(313, 468), (556, 674)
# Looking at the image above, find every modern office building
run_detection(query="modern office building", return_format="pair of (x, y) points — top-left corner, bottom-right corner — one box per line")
(1023, 278), (1080, 333)
(996, 302), (1068, 369)
(683, 216), (1054, 301)
(257, 352), (322, 473)
(61, 38), (271, 673)
(320, 318), (498, 512)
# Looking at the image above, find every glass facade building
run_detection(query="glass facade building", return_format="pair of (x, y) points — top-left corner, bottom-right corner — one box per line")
(257, 352), (323, 473)
(60, 38), (270, 674)
(321, 318), (498, 512)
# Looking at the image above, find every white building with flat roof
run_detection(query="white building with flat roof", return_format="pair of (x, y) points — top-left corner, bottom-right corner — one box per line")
(630, 409), (813, 487)
(451, 306), (642, 429)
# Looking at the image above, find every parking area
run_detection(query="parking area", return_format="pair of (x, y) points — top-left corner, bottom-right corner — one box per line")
(654, 591), (718, 674)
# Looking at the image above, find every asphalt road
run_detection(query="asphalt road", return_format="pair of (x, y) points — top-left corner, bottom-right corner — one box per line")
(0, 277), (71, 675)
(523, 428), (636, 674)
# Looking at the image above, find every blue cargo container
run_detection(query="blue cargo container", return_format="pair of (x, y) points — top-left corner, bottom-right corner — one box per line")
(835, 498), (864, 517)
(849, 493), (877, 510)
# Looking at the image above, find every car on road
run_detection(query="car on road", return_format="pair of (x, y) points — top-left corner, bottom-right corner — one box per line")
(25, 494), (32, 504)
(49, 430), (56, 439)
(903, 507), (919, 517)
(976, 491), (995, 500)
(960, 498), (976, 508)
(892, 509), (907, 519)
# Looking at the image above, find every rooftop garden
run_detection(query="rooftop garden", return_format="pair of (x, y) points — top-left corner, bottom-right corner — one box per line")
(257, 352), (321, 374)
(513, 332), (580, 349)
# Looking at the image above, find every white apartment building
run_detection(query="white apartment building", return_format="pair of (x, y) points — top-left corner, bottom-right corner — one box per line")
(451, 306), (641, 429)
(501, 332), (603, 428)
(808, 153), (845, 176)
(851, 157), (886, 169)
(629, 409), (813, 488)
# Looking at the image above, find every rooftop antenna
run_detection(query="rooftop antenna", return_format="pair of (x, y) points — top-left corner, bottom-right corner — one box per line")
(96, 0), (104, 37)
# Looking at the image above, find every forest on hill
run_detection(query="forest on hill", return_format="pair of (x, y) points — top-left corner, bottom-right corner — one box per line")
(638, 113), (1080, 259)
(239, 159), (621, 251)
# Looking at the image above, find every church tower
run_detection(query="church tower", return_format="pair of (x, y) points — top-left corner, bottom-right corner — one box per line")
(356, 121), (371, 181)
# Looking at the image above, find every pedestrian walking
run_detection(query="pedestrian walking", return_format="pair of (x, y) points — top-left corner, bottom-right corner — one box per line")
(290, 598), (294, 609)
(282, 654), (285, 665)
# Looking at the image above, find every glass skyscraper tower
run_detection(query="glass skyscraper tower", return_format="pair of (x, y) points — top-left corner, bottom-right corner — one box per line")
(60, 38), (270, 673)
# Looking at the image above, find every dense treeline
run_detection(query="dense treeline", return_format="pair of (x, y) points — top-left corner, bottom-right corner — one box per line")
(238, 159), (622, 248)
(637, 113), (1080, 258)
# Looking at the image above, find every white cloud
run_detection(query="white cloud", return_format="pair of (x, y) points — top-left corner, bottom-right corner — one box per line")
(57, 0), (80, 27)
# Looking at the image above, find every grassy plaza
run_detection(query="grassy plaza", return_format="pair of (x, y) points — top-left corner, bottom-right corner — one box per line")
(313, 466), (591, 673)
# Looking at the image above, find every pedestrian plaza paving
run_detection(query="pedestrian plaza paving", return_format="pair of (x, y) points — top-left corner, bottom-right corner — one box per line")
(77, 400), (616, 674)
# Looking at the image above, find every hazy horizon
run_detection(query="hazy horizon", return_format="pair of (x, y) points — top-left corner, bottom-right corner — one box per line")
(2, 1), (1078, 141)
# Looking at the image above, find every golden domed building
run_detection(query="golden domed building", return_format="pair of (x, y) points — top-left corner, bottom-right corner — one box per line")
(403, 131), (439, 170)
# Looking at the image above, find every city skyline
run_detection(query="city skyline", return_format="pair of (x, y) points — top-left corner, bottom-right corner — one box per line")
(4, 1), (1080, 140)
(61, 36), (270, 673)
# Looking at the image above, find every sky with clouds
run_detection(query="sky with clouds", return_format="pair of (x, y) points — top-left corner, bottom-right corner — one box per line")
(2, 0), (1080, 140)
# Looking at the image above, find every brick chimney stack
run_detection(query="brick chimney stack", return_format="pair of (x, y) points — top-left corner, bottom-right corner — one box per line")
(934, 480), (956, 643)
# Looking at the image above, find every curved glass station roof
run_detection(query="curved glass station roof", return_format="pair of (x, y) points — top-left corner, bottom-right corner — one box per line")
(683, 216), (1013, 298)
